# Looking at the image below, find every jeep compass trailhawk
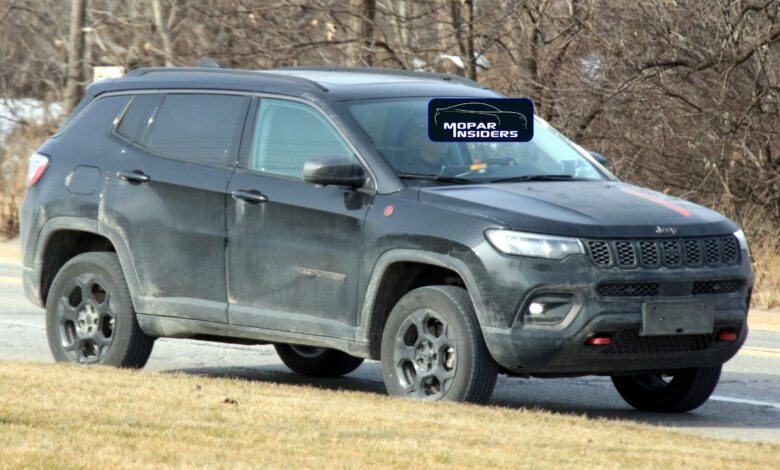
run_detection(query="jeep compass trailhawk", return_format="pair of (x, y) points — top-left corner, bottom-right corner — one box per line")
(20, 66), (752, 411)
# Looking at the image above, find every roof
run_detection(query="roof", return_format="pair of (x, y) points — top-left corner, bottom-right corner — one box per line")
(86, 66), (501, 101)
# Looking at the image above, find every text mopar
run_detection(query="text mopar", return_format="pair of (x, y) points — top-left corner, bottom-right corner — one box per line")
(442, 122), (519, 139)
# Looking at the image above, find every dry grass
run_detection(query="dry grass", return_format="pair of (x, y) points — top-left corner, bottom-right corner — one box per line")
(0, 362), (779, 469)
(749, 308), (780, 332)
(0, 237), (20, 263)
(752, 240), (780, 309)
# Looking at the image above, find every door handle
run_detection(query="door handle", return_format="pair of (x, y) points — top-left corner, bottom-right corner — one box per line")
(231, 189), (268, 204)
(117, 170), (150, 184)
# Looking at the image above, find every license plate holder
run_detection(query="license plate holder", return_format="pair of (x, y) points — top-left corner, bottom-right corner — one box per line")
(641, 302), (714, 336)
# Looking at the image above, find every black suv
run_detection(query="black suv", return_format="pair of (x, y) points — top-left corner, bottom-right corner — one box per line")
(20, 66), (752, 411)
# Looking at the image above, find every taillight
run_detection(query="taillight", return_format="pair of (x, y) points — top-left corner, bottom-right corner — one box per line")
(26, 152), (49, 187)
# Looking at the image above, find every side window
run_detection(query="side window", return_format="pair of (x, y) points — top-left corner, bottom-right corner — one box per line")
(54, 95), (131, 139)
(249, 98), (354, 178)
(115, 94), (156, 141)
(141, 93), (249, 166)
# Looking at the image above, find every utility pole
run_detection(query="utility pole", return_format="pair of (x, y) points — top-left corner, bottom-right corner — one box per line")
(64, 0), (87, 114)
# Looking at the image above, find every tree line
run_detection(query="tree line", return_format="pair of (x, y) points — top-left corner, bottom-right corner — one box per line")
(1, 0), (779, 235)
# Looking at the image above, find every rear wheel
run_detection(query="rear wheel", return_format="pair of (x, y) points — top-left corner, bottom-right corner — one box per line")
(274, 344), (364, 377)
(611, 365), (722, 412)
(45, 252), (155, 368)
(380, 286), (497, 403)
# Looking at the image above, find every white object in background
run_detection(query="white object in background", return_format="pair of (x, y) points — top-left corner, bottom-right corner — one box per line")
(93, 66), (125, 82)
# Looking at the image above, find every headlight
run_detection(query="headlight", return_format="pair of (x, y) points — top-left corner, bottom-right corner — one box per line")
(733, 229), (750, 256)
(485, 229), (584, 259)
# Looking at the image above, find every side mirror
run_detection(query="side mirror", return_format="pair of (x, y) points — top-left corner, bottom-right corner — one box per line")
(589, 151), (608, 167)
(302, 157), (367, 188)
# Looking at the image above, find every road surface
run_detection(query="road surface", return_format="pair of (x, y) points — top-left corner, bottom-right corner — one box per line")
(1, 260), (778, 443)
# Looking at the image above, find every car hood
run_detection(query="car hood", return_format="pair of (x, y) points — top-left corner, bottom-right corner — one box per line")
(418, 181), (737, 238)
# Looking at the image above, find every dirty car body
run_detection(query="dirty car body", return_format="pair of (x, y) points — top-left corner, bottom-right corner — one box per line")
(20, 66), (752, 406)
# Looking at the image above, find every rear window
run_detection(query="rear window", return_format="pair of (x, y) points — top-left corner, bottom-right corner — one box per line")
(115, 94), (156, 141)
(140, 93), (249, 166)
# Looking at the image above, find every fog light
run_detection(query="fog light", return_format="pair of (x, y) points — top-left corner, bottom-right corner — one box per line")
(523, 294), (574, 325)
(528, 302), (544, 315)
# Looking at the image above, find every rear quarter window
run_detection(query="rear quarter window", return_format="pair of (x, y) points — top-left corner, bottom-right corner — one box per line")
(115, 94), (156, 142)
(140, 93), (250, 167)
(56, 95), (132, 143)
(40, 95), (132, 166)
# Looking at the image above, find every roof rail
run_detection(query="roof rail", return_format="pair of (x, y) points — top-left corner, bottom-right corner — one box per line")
(124, 66), (329, 92)
(273, 66), (486, 89)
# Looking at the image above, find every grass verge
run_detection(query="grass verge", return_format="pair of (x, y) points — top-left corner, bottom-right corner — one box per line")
(0, 362), (778, 469)
(750, 309), (780, 332)
(752, 239), (780, 309)
(0, 237), (20, 263)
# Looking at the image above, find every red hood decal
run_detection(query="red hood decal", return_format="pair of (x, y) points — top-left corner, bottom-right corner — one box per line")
(620, 187), (692, 218)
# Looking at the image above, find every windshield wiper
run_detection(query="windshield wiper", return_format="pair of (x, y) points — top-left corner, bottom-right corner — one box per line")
(489, 174), (581, 183)
(397, 173), (473, 185)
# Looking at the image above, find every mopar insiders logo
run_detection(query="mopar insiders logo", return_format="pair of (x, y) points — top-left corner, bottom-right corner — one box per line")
(428, 98), (534, 142)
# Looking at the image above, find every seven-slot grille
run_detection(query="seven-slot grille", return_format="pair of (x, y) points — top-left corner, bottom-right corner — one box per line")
(586, 236), (739, 269)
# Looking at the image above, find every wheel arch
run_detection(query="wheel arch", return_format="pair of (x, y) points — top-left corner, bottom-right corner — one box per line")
(357, 249), (490, 359)
(32, 217), (141, 310)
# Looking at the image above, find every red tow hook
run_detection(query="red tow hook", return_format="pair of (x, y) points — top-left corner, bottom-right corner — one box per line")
(717, 330), (738, 341)
(586, 336), (612, 346)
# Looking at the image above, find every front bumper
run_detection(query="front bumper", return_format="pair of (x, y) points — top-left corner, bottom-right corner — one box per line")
(484, 309), (747, 376)
(477, 248), (752, 376)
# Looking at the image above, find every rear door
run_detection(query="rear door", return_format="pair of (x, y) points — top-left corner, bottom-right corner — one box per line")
(101, 92), (250, 322)
(226, 97), (373, 337)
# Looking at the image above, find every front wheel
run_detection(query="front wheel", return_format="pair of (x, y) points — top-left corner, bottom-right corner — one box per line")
(381, 286), (498, 403)
(611, 365), (722, 412)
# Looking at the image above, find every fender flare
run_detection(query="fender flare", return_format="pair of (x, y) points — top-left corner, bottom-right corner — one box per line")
(33, 217), (142, 310)
(356, 249), (491, 349)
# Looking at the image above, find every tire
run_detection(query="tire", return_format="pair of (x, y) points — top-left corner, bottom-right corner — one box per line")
(45, 252), (155, 368)
(380, 286), (498, 403)
(611, 365), (722, 412)
(274, 344), (364, 377)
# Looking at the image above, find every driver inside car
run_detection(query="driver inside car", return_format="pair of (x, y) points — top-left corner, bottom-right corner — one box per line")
(397, 118), (454, 174)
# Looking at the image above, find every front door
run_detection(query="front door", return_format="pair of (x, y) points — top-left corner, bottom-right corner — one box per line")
(226, 98), (372, 337)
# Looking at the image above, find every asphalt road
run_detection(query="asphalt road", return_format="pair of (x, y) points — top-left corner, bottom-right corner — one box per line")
(1, 260), (778, 443)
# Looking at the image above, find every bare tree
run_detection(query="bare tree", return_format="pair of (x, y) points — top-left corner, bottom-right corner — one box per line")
(449, 0), (476, 79)
(357, 0), (377, 65)
(2, 0), (779, 234)
(151, 0), (177, 67)
(63, 0), (88, 113)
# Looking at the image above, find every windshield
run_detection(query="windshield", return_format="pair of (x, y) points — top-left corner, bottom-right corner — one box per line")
(345, 97), (608, 184)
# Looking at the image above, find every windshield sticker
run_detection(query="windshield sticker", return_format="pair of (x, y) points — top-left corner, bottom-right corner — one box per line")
(428, 98), (534, 142)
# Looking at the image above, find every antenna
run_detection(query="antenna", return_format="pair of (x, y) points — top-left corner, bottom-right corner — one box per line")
(197, 58), (224, 68)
